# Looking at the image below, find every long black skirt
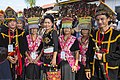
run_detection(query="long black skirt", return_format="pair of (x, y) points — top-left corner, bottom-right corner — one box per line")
(60, 61), (75, 80)
(25, 63), (41, 80)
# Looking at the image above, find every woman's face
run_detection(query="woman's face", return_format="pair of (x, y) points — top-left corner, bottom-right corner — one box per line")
(30, 28), (38, 35)
(17, 20), (23, 29)
(63, 28), (71, 35)
(8, 20), (17, 29)
(81, 29), (89, 37)
(43, 18), (53, 30)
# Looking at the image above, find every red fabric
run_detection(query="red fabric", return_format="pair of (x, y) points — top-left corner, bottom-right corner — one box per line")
(15, 46), (22, 76)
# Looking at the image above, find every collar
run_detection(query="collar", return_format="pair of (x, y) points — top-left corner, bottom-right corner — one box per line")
(98, 27), (111, 34)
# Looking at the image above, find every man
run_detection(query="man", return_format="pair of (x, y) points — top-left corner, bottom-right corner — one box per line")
(0, 9), (8, 32)
(85, 1), (120, 80)
(0, 7), (28, 80)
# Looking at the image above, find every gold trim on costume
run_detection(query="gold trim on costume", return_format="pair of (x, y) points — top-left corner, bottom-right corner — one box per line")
(108, 66), (119, 69)
(110, 34), (120, 43)
(92, 59), (95, 76)
(103, 53), (106, 62)
(106, 27), (113, 74)
(89, 34), (93, 38)
(90, 62), (93, 64)
(91, 28), (120, 44)
(1, 31), (25, 39)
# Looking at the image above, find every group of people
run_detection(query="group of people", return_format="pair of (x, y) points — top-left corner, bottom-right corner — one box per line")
(60, 1), (97, 17)
(0, 1), (120, 80)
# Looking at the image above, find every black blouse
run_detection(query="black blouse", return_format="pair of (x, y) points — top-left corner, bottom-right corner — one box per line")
(38, 29), (58, 52)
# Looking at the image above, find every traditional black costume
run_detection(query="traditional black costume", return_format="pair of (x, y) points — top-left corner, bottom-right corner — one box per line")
(85, 2), (120, 80)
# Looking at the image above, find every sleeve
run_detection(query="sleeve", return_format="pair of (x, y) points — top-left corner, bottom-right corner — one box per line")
(103, 34), (120, 62)
(85, 34), (95, 72)
(58, 42), (61, 54)
(70, 39), (80, 52)
(37, 42), (43, 55)
(19, 31), (28, 55)
(52, 30), (58, 52)
(0, 32), (9, 48)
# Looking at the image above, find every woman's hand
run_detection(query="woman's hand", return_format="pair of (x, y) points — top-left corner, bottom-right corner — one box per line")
(50, 58), (56, 66)
(28, 57), (34, 63)
(72, 65), (78, 73)
(34, 58), (39, 64)
(50, 52), (57, 66)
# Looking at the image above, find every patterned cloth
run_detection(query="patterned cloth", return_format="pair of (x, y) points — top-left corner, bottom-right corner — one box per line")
(59, 35), (80, 70)
(78, 36), (89, 66)
(25, 35), (42, 66)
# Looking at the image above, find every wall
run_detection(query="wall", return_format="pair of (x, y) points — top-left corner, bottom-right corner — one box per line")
(105, 0), (120, 11)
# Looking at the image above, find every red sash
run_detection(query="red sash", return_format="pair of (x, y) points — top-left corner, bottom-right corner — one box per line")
(59, 35), (80, 70)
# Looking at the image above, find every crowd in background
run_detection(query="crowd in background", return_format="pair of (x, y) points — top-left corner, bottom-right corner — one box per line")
(60, 2), (97, 17)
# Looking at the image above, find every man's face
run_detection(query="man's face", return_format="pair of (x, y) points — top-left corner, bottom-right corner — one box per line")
(96, 15), (110, 28)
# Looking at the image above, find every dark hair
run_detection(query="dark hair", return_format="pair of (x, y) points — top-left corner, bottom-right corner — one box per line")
(81, 29), (90, 35)
(0, 47), (8, 62)
(43, 14), (54, 23)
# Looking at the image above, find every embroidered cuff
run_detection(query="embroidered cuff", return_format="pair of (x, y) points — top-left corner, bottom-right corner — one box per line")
(85, 69), (91, 72)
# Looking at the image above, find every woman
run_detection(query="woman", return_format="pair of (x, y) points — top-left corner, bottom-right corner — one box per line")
(78, 23), (90, 67)
(58, 17), (80, 80)
(17, 17), (25, 30)
(25, 21), (42, 80)
(17, 17), (29, 35)
(76, 23), (90, 80)
(39, 14), (58, 79)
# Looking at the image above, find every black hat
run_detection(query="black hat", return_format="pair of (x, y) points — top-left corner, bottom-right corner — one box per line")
(95, 1), (116, 17)
(5, 6), (17, 22)
(43, 14), (54, 23)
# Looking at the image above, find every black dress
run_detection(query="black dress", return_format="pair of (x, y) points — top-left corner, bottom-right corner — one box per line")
(38, 29), (58, 79)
